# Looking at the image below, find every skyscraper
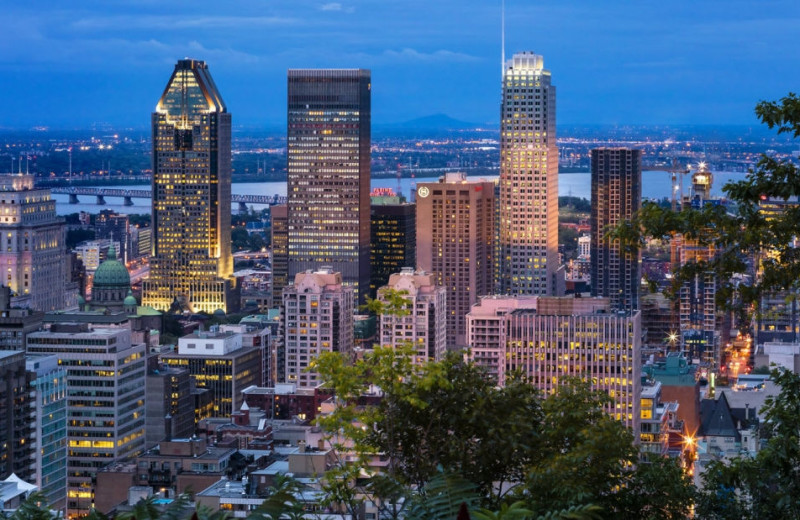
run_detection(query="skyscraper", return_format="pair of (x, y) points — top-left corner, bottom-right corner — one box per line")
(416, 173), (494, 350)
(370, 198), (416, 299)
(0, 174), (74, 311)
(287, 69), (371, 305)
(499, 52), (558, 296)
(143, 59), (237, 314)
(590, 148), (642, 311)
(270, 204), (289, 309)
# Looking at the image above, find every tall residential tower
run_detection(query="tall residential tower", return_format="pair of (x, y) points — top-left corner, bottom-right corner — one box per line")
(499, 52), (558, 296)
(287, 70), (371, 305)
(143, 59), (237, 314)
(590, 148), (642, 311)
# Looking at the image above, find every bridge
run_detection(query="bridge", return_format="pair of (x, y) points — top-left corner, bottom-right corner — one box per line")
(51, 187), (287, 211)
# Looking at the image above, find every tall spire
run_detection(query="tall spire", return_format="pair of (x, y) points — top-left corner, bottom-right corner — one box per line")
(501, 0), (506, 75)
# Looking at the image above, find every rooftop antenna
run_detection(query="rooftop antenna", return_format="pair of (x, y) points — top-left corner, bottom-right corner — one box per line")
(26, 155), (29, 174)
(501, 0), (506, 75)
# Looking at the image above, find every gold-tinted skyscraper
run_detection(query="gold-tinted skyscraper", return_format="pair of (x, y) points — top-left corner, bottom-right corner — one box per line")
(287, 69), (371, 305)
(143, 59), (236, 313)
(499, 52), (558, 295)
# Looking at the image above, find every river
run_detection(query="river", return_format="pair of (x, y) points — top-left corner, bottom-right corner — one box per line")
(52, 170), (750, 215)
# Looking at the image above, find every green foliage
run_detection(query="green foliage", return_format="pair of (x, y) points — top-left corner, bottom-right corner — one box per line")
(559, 196), (591, 213)
(128, 214), (151, 227)
(232, 226), (265, 252)
(403, 471), (479, 520)
(610, 93), (800, 323)
(696, 367), (800, 519)
(4, 493), (60, 520)
(316, 295), (695, 519)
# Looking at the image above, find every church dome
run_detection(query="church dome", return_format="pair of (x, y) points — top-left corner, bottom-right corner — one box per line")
(123, 290), (138, 307)
(93, 244), (131, 288)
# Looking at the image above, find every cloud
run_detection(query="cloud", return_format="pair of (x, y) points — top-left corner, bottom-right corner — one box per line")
(380, 48), (480, 63)
(71, 15), (297, 31)
(319, 2), (354, 13)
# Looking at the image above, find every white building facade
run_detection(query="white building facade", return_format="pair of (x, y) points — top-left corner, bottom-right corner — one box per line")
(378, 268), (447, 363)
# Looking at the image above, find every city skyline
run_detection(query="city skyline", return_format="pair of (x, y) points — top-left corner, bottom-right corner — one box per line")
(1, 1), (799, 128)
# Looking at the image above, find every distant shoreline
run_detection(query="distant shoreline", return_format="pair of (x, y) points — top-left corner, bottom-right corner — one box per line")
(37, 168), (593, 188)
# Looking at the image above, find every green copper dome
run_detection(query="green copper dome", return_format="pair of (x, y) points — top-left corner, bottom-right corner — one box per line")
(93, 244), (131, 288)
(123, 290), (138, 307)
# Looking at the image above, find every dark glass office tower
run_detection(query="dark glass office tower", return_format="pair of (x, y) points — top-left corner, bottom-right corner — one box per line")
(143, 59), (237, 313)
(287, 69), (371, 305)
(370, 200), (416, 299)
(590, 148), (642, 311)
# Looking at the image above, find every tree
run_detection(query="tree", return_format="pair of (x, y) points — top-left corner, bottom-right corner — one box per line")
(695, 367), (800, 519)
(611, 93), (800, 324)
(315, 292), (695, 519)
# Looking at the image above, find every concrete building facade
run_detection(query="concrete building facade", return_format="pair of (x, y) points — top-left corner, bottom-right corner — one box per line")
(590, 148), (642, 311)
(282, 269), (354, 388)
(416, 173), (494, 350)
(377, 268), (447, 363)
(466, 296), (641, 430)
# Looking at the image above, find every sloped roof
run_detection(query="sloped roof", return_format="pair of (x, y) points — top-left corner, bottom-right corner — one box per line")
(700, 392), (741, 442)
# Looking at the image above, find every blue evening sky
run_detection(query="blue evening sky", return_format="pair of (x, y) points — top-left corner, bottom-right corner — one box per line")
(0, 0), (798, 129)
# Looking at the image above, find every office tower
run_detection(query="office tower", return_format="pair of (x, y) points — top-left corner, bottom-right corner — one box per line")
(27, 325), (146, 518)
(0, 286), (43, 351)
(270, 204), (288, 309)
(161, 330), (262, 418)
(131, 225), (152, 260)
(145, 365), (194, 448)
(0, 174), (72, 311)
(143, 58), (237, 314)
(416, 173), (494, 350)
(377, 268), (447, 362)
(282, 269), (354, 388)
(287, 69), (371, 305)
(75, 239), (120, 273)
(679, 162), (719, 367)
(590, 148), (642, 311)
(466, 296), (641, 430)
(26, 355), (68, 510)
(95, 210), (131, 263)
(499, 52), (558, 296)
(0, 350), (33, 482)
(370, 199), (416, 299)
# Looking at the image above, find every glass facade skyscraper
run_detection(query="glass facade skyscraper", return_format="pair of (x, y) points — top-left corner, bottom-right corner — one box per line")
(143, 59), (237, 314)
(287, 69), (371, 305)
(499, 52), (558, 296)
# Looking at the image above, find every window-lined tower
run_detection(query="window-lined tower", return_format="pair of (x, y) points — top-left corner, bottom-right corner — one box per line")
(287, 69), (371, 305)
(499, 52), (558, 295)
(590, 148), (642, 311)
(143, 59), (237, 314)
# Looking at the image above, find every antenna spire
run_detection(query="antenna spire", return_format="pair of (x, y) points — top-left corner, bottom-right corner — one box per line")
(501, 0), (506, 75)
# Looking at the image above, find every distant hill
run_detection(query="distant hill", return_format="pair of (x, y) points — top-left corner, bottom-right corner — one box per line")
(376, 113), (488, 134)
